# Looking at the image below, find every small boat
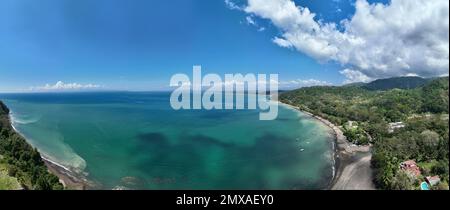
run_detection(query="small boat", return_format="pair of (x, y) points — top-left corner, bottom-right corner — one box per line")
(300, 148), (305, 152)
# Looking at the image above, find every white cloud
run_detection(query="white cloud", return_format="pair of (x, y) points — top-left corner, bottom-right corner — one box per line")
(339, 68), (372, 84)
(31, 81), (102, 91)
(225, 0), (243, 11)
(240, 0), (449, 83)
(279, 79), (333, 88)
(244, 15), (266, 32)
(246, 16), (257, 25)
(170, 76), (330, 90)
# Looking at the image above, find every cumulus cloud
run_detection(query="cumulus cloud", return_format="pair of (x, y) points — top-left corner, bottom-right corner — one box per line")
(31, 81), (102, 91)
(239, 0), (449, 83)
(340, 68), (372, 84)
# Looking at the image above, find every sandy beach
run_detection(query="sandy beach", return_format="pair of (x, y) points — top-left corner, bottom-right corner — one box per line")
(280, 101), (375, 190)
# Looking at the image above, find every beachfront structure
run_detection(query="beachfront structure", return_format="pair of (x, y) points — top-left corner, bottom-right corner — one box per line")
(388, 122), (405, 133)
(425, 176), (441, 186)
(400, 160), (421, 178)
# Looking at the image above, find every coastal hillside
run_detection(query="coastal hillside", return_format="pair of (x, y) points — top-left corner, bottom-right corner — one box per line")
(280, 77), (449, 190)
(361, 76), (430, 91)
(0, 101), (63, 190)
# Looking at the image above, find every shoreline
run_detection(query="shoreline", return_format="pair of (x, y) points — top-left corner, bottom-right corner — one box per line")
(6, 100), (374, 190)
(8, 113), (90, 190)
(279, 101), (375, 190)
(41, 155), (90, 190)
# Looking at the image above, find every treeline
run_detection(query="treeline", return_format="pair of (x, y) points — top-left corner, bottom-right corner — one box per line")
(361, 76), (429, 91)
(280, 77), (449, 190)
(372, 115), (448, 190)
(0, 101), (63, 190)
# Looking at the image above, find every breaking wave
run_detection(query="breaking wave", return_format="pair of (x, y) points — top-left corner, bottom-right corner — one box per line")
(10, 112), (41, 125)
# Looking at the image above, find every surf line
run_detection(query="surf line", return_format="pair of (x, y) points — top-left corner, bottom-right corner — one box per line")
(169, 66), (279, 120)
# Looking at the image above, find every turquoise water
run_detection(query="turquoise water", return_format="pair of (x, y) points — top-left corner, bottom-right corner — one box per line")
(421, 182), (430, 190)
(0, 92), (335, 189)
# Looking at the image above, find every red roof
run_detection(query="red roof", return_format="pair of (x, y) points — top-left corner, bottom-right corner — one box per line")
(400, 160), (421, 177)
(402, 160), (417, 166)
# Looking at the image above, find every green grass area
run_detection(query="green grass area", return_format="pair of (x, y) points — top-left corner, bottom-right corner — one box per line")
(0, 162), (22, 190)
(417, 160), (439, 174)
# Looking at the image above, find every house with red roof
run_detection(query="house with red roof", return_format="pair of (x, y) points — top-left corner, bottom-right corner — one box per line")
(400, 160), (421, 178)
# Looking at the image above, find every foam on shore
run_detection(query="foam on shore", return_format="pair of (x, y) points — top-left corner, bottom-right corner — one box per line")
(9, 111), (87, 174)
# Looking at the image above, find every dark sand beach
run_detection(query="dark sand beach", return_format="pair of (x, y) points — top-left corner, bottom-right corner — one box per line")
(42, 157), (89, 190)
(280, 102), (375, 190)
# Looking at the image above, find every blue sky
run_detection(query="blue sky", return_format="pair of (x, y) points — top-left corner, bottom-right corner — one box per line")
(1, 0), (447, 92)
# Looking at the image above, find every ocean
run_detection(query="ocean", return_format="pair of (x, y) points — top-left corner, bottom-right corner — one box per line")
(0, 92), (335, 189)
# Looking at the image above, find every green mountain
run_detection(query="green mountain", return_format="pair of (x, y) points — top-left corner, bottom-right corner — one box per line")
(362, 76), (429, 91)
(343, 82), (366, 87)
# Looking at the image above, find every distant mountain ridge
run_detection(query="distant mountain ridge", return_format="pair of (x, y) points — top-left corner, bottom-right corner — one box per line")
(361, 76), (430, 91)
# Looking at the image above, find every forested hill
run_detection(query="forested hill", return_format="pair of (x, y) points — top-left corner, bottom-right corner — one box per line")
(281, 77), (448, 124)
(0, 100), (63, 190)
(280, 76), (449, 190)
(361, 76), (430, 91)
(0, 101), (11, 130)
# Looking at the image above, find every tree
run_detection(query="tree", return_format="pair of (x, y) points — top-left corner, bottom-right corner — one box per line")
(1, 101), (64, 190)
(390, 171), (415, 190)
(420, 130), (441, 160)
(432, 160), (449, 182)
(35, 177), (52, 190)
(420, 130), (441, 147)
